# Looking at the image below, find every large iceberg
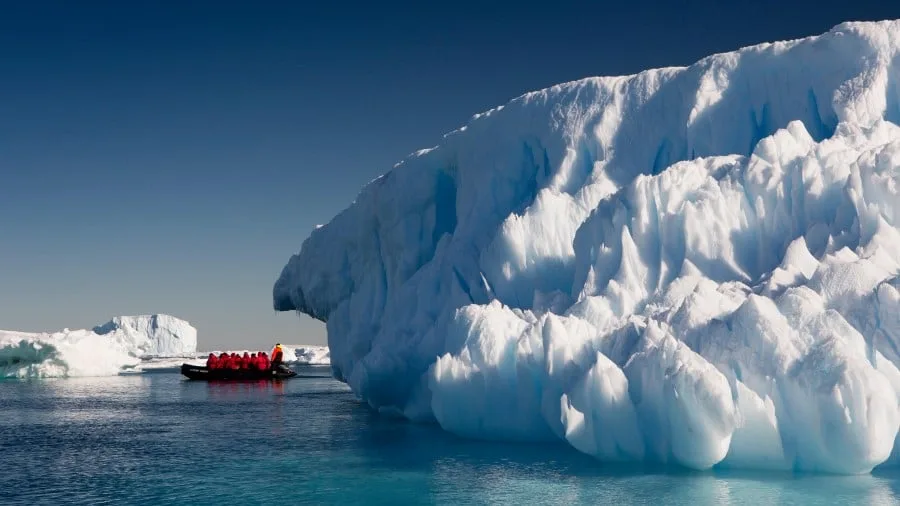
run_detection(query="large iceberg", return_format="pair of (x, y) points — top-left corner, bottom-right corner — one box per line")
(273, 20), (900, 474)
(0, 314), (197, 378)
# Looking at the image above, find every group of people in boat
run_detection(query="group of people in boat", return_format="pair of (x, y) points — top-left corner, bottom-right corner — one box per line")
(205, 343), (286, 372)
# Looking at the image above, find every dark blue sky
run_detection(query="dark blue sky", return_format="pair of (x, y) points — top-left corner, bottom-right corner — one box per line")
(1, 1), (897, 349)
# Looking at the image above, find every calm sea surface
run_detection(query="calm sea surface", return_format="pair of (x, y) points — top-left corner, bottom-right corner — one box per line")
(2, 367), (900, 505)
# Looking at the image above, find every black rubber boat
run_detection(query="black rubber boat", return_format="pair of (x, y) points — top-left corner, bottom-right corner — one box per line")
(180, 363), (298, 381)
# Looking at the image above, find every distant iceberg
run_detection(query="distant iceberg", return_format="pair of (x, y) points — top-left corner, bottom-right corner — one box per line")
(274, 20), (900, 474)
(93, 314), (197, 357)
(285, 344), (331, 365)
(0, 314), (197, 378)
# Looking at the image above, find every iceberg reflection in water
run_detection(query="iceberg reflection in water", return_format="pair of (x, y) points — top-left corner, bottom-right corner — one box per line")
(2, 372), (900, 505)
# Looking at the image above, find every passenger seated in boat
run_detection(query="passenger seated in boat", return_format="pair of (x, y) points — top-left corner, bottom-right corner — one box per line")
(248, 353), (258, 370)
(218, 352), (229, 369)
(241, 352), (251, 369)
(206, 353), (218, 369)
(258, 352), (270, 371)
(229, 353), (241, 370)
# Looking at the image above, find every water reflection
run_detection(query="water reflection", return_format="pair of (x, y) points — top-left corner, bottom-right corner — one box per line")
(203, 378), (286, 398)
(313, 398), (900, 505)
(3, 373), (900, 505)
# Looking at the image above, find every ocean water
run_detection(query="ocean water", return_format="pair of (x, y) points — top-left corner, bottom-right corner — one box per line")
(2, 369), (900, 505)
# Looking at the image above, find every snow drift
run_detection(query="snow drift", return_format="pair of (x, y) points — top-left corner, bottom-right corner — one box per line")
(0, 315), (197, 378)
(274, 20), (900, 474)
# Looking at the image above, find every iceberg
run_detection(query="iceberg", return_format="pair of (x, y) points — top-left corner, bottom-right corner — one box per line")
(92, 314), (197, 357)
(284, 344), (331, 365)
(273, 20), (900, 474)
(0, 314), (197, 378)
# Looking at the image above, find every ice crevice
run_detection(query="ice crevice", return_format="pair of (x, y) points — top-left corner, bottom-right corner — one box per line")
(274, 20), (900, 474)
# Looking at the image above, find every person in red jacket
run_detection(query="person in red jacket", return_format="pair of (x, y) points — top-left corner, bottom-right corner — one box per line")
(248, 353), (258, 370)
(218, 352), (229, 369)
(271, 344), (284, 366)
(206, 353), (218, 369)
(258, 352), (270, 371)
(240, 352), (251, 369)
(229, 353), (240, 370)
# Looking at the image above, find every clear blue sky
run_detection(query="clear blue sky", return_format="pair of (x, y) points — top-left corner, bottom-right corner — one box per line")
(1, 1), (896, 350)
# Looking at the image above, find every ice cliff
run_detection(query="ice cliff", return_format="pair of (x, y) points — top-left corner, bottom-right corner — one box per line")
(92, 314), (197, 357)
(273, 20), (900, 474)
(0, 314), (197, 378)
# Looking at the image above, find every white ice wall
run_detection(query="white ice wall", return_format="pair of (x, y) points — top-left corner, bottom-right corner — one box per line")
(274, 21), (900, 473)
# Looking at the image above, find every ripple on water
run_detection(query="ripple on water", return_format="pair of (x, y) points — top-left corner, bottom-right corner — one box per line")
(2, 371), (900, 505)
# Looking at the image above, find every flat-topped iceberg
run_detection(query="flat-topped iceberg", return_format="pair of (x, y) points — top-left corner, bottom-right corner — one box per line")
(273, 20), (900, 473)
(0, 314), (197, 378)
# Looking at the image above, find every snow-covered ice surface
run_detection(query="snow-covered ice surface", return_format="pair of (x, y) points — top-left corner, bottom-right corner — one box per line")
(0, 315), (197, 378)
(274, 20), (900, 474)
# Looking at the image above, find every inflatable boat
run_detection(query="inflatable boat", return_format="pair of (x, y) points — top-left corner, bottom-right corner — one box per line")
(180, 363), (297, 381)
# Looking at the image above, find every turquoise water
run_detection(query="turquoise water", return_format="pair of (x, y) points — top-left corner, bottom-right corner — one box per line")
(2, 368), (900, 505)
